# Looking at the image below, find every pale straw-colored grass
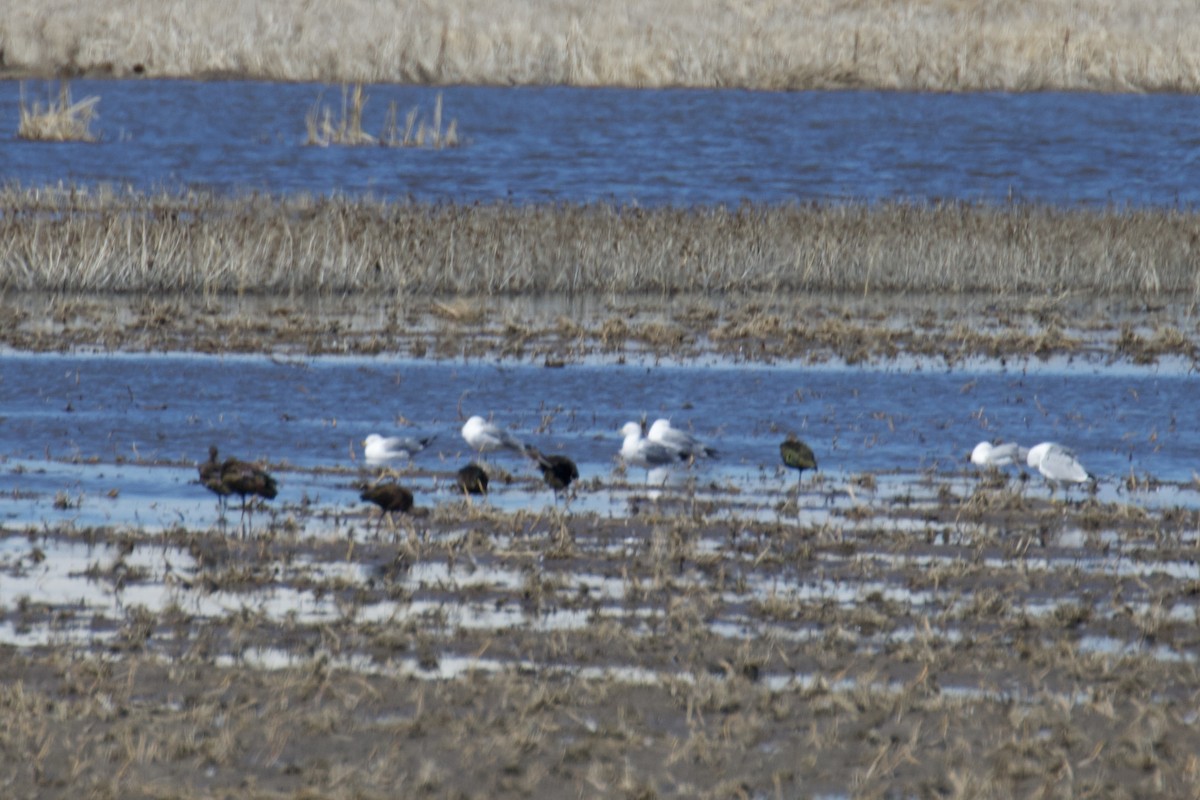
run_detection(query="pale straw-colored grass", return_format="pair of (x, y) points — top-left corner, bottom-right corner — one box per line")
(17, 82), (99, 142)
(305, 85), (458, 148)
(3, 0), (1200, 92)
(0, 186), (1197, 299)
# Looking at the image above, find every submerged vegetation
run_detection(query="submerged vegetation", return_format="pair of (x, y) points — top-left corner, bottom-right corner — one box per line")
(3, 0), (1200, 93)
(1, 186), (1198, 299)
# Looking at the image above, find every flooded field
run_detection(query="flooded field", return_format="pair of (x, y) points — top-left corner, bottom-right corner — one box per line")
(6, 21), (1200, 797)
(2, 302), (1200, 797)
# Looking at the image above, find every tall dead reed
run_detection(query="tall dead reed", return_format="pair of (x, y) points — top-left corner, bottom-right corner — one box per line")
(1, 185), (1198, 299)
(306, 85), (458, 148)
(4, 0), (1200, 92)
(17, 82), (99, 142)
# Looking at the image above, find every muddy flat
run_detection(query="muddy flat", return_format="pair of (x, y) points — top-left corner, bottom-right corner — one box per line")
(2, 311), (1199, 797)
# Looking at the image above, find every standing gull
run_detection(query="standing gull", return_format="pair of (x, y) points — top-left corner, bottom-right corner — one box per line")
(780, 434), (818, 485)
(620, 421), (688, 483)
(970, 441), (1029, 468)
(363, 433), (436, 463)
(461, 415), (525, 458)
(1026, 442), (1090, 496)
(648, 418), (717, 461)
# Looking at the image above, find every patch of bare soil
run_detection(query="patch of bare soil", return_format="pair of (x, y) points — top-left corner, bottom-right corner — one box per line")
(2, 473), (1199, 798)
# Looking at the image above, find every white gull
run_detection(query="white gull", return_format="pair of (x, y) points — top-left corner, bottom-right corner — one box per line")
(648, 418), (717, 461)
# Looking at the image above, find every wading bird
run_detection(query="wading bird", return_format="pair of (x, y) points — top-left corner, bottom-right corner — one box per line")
(456, 463), (490, 497)
(969, 441), (1028, 468)
(525, 446), (580, 503)
(363, 433), (436, 463)
(648, 418), (717, 461)
(461, 415), (525, 458)
(216, 454), (279, 537)
(1026, 442), (1090, 497)
(620, 421), (688, 484)
(780, 434), (818, 485)
(359, 481), (415, 532)
(198, 445), (233, 518)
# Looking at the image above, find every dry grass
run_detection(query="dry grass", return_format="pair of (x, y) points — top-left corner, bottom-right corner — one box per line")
(4, 0), (1200, 92)
(0, 186), (1198, 299)
(305, 84), (458, 148)
(16, 81), (99, 142)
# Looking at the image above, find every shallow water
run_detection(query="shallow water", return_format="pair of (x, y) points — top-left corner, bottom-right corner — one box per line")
(1, 351), (1197, 529)
(2, 80), (1199, 206)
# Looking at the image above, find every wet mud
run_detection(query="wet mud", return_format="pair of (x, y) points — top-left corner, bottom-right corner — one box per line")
(2, 291), (1200, 798)
(3, 459), (1199, 798)
(3, 291), (1198, 370)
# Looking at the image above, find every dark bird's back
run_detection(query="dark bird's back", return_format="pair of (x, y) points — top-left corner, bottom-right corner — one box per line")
(360, 482), (414, 514)
(780, 435), (817, 475)
(526, 447), (579, 495)
(199, 445), (231, 498)
(456, 463), (489, 496)
(221, 458), (278, 501)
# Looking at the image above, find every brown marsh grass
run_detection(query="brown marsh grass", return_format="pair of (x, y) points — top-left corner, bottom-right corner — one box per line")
(16, 81), (99, 142)
(4, 0), (1200, 92)
(1, 186), (1198, 299)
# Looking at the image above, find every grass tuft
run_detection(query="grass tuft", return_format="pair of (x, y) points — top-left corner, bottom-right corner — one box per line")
(17, 82), (99, 142)
(306, 84), (459, 148)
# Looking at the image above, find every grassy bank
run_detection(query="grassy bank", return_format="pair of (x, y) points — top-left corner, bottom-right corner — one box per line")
(3, 0), (1200, 92)
(0, 186), (1197, 299)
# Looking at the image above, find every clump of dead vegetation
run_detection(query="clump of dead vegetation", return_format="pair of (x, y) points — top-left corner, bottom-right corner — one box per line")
(17, 82), (99, 142)
(305, 84), (458, 148)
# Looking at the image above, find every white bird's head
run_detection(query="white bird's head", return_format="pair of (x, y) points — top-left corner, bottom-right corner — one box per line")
(463, 416), (486, 435)
(970, 441), (992, 465)
(1026, 442), (1052, 469)
(621, 421), (642, 439)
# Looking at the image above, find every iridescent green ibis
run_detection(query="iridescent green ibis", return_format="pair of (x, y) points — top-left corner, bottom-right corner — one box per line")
(216, 453), (278, 534)
(780, 435), (817, 484)
(198, 445), (232, 516)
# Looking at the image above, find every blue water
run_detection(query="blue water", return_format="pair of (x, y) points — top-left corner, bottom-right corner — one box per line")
(0, 352), (1196, 529)
(2, 353), (1192, 476)
(2, 80), (1199, 206)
